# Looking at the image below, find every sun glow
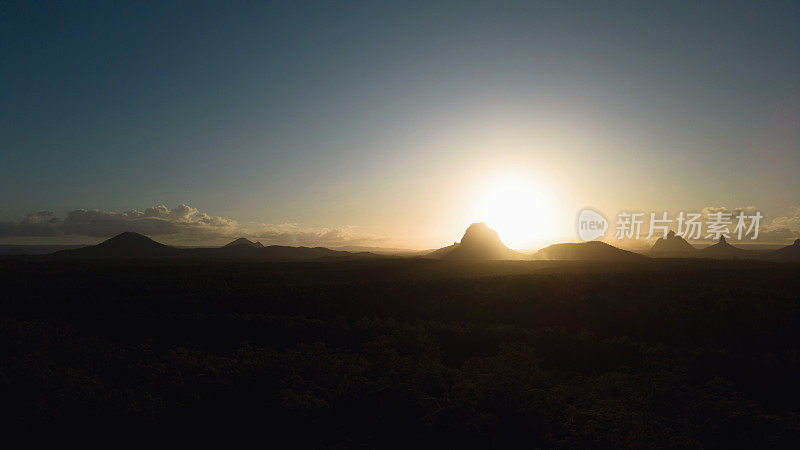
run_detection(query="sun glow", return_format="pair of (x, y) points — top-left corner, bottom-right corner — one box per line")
(472, 173), (559, 249)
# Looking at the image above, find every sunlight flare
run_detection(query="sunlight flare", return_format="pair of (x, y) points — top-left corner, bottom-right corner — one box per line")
(472, 173), (558, 249)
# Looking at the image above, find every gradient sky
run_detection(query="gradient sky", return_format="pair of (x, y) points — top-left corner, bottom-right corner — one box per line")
(2, 1), (799, 249)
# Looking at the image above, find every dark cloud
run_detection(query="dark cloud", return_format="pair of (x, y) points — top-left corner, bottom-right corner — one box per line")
(0, 211), (60, 237)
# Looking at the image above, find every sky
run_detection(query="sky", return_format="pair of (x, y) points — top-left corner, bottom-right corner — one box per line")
(2, 0), (799, 249)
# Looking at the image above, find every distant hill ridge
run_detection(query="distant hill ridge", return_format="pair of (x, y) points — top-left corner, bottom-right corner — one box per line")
(31, 230), (800, 262)
(767, 238), (800, 261)
(55, 232), (378, 260)
(647, 233), (800, 260)
(537, 240), (646, 261)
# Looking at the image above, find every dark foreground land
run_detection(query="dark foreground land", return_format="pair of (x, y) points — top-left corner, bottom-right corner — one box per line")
(2, 258), (800, 447)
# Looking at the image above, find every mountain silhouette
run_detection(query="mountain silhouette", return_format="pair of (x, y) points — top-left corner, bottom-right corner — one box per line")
(56, 232), (180, 258)
(767, 238), (800, 261)
(430, 223), (525, 260)
(648, 230), (697, 257)
(55, 232), (377, 260)
(697, 235), (751, 259)
(537, 240), (646, 261)
(224, 237), (264, 248)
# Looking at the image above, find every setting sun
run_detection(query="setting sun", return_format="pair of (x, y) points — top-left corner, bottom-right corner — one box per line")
(472, 174), (558, 249)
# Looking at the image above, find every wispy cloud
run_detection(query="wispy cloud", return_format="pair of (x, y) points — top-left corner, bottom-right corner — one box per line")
(761, 206), (800, 242)
(699, 205), (800, 243)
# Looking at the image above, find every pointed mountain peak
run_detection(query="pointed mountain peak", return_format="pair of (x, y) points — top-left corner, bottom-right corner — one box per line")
(719, 235), (727, 244)
(667, 230), (676, 238)
(224, 237), (264, 248)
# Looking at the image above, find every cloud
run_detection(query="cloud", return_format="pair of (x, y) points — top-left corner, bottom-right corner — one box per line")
(0, 210), (61, 237)
(701, 206), (730, 216)
(54, 206), (238, 239)
(698, 206), (800, 243)
(759, 206), (800, 242)
(0, 204), (384, 246)
(768, 206), (800, 232)
(22, 210), (55, 223)
(700, 206), (757, 217)
(248, 223), (385, 247)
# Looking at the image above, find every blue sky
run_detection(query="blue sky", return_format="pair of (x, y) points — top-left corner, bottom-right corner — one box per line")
(2, 1), (799, 248)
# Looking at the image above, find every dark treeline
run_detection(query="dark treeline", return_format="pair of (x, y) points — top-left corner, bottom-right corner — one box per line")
(1, 258), (799, 446)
